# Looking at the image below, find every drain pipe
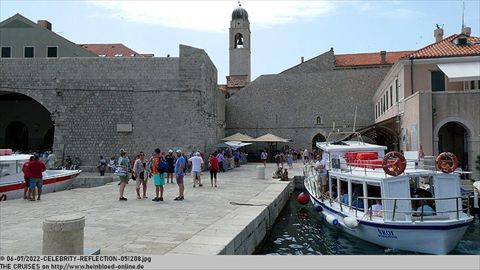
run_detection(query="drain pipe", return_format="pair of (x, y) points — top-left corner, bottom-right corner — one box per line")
(410, 58), (414, 95)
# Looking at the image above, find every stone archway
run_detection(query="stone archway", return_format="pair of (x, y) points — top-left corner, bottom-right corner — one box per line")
(0, 91), (55, 152)
(360, 126), (398, 151)
(437, 122), (469, 171)
(312, 133), (326, 149)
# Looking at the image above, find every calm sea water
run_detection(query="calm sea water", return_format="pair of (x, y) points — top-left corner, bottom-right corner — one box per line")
(257, 190), (480, 255)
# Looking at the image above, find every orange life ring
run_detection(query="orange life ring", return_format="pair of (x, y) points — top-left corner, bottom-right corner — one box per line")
(382, 151), (406, 176)
(435, 152), (458, 173)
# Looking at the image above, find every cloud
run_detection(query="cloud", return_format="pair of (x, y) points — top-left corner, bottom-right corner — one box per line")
(89, 0), (334, 32)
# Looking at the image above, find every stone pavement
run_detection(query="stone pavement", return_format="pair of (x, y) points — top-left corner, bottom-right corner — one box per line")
(0, 163), (303, 255)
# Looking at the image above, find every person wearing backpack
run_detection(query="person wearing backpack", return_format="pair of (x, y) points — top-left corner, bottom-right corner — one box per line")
(151, 148), (166, 202)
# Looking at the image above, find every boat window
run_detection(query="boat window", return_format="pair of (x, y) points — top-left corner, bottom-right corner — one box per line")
(339, 179), (349, 205)
(409, 176), (434, 213)
(366, 184), (381, 209)
(329, 176), (338, 200)
(351, 183), (364, 210)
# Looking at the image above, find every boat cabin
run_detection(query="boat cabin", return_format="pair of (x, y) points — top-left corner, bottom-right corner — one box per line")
(315, 141), (464, 221)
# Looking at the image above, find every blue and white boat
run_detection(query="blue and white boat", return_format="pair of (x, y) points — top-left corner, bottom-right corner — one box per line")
(303, 134), (474, 254)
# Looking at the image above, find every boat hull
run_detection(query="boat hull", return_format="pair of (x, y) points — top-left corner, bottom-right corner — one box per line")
(309, 195), (472, 254)
(0, 170), (81, 201)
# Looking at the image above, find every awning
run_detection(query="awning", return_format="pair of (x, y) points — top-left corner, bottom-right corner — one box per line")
(437, 62), (480, 82)
(221, 133), (254, 142)
(253, 133), (291, 143)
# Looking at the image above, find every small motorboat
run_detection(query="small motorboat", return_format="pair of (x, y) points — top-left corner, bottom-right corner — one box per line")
(0, 150), (81, 201)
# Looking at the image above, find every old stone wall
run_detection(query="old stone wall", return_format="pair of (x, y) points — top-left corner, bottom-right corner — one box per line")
(0, 45), (223, 167)
(226, 67), (390, 152)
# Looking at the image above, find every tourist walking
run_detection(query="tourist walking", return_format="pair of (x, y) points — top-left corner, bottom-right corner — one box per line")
(189, 152), (204, 188)
(151, 149), (166, 202)
(22, 156), (34, 200)
(108, 155), (116, 173)
(133, 152), (149, 199)
(287, 152), (294, 168)
(174, 150), (186, 200)
(165, 150), (175, 184)
(216, 151), (225, 172)
(47, 150), (56, 169)
(303, 148), (310, 164)
(261, 149), (268, 167)
(116, 149), (130, 201)
(208, 153), (219, 187)
(28, 155), (46, 201)
(98, 156), (107, 176)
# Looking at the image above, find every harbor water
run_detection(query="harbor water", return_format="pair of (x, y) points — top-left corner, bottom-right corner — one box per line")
(257, 190), (480, 255)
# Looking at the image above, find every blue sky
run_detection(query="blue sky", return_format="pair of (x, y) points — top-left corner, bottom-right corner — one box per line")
(1, 0), (479, 83)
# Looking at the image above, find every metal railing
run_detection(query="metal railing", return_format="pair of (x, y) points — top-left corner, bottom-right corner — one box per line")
(356, 196), (471, 222)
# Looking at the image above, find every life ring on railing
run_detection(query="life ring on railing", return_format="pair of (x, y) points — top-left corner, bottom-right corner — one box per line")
(382, 151), (406, 176)
(435, 152), (458, 173)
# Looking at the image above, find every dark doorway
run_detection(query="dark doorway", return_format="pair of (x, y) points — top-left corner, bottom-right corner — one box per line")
(5, 121), (29, 151)
(312, 133), (326, 149)
(438, 122), (468, 170)
(0, 92), (54, 152)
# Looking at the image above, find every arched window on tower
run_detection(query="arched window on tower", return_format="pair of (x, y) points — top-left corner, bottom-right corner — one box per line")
(234, 33), (244, 48)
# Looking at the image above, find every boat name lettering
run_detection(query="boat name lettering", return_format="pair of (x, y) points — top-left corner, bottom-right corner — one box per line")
(377, 229), (398, 239)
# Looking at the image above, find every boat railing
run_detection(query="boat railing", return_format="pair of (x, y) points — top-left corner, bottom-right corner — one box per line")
(357, 196), (471, 222)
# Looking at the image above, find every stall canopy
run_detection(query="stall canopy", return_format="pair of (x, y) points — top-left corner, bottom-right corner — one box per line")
(253, 133), (291, 143)
(221, 133), (254, 142)
(437, 62), (480, 82)
(225, 141), (252, 148)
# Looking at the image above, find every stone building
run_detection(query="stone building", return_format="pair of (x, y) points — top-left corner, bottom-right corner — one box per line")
(0, 14), (224, 168)
(226, 48), (412, 153)
(372, 26), (480, 178)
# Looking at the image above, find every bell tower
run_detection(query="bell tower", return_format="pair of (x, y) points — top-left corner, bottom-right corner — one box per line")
(228, 3), (251, 85)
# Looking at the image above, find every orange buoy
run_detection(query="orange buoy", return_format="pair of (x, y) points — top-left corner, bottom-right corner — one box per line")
(435, 152), (458, 173)
(382, 151), (406, 176)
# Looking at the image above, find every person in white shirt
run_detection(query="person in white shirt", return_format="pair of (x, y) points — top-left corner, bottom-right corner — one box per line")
(314, 155), (328, 194)
(188, 152), (204, 188)
(370, 199), (383, 217)
(47, 151), (56, 169)
(261, 149), (268, 167)
(303, 149), (310, 164)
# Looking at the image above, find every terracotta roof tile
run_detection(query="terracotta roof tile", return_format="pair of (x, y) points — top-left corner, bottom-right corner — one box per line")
(335, 51), (413, 67)
(78, 43), (148, 57)
(404, 34), (480, 59)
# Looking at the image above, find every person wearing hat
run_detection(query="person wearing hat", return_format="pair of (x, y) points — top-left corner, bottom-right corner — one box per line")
(188, 152), (204, 188)
(165, 149), (175, 184)
(174, 150), (186, 200)
(116, 149), (130, 201)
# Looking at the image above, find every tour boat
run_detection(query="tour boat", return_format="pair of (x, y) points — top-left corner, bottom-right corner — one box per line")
(0, 151), (81, 201)
(303, 133), (474, 254)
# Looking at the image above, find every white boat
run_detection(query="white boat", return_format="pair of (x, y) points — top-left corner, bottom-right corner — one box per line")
(303, 133), (474, 254)
(0, 153), (81, 201)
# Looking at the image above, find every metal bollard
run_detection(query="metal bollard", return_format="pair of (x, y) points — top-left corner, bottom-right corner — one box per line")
(42, 214), (85, 255)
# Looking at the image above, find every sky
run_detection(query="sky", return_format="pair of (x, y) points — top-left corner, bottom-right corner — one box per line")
(1, 0), (479, 83)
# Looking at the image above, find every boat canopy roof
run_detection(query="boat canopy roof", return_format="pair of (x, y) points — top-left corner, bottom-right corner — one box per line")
(316, 141), (387, 152)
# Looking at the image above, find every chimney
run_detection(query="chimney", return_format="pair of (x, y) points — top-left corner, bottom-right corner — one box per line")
(380, 51), (387, 64)
(37, 20), (52, 31)
(434, 26), (444, 42)
(301, 56), (304, 63)
(462, 26), (471, 36)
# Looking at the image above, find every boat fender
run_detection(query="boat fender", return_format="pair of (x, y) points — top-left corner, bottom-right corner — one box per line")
(325, 214), (338, 226)
(297, 192), (310, 205)
(313, 202), (323, 212)
(343, 217), (359, 228)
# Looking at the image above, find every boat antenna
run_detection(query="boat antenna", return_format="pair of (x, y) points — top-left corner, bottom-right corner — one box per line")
(353, 106), (357, 132)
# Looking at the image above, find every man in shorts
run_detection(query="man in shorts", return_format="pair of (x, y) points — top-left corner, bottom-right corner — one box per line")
(174, 150), (186, 201)
(28, 155), (46, 201)
(189, 152), (204, 187)
(22, 156), (34, 199)
(151, 148), (165, 202)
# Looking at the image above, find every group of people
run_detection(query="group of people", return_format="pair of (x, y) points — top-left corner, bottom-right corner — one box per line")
(113, 148), (223, 202)
(21, 155), (46, 201)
